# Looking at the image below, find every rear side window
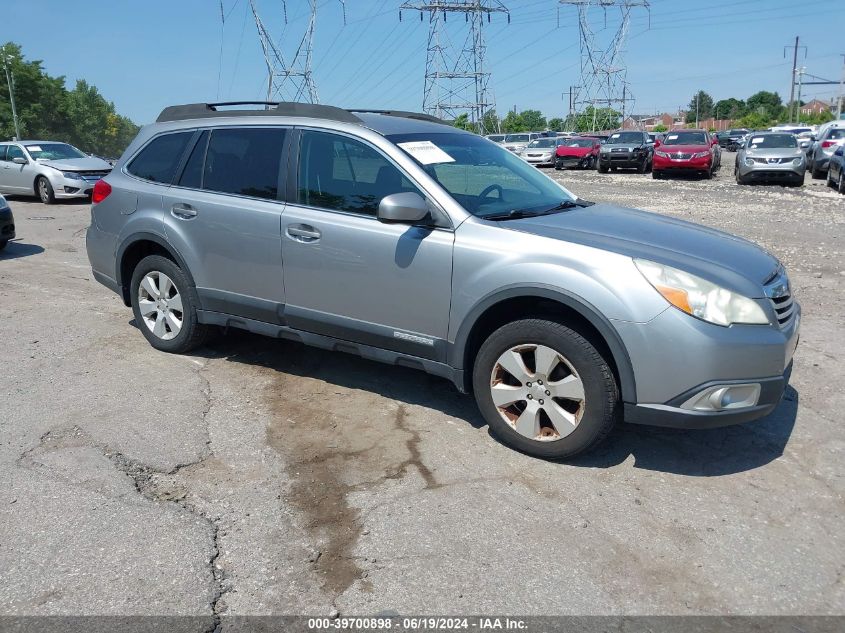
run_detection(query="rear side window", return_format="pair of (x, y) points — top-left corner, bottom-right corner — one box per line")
(127, 132), (193, 184)
(178, 130), (209, 189)
(203, 127), (285, 200)
(0, 146), (6, 161)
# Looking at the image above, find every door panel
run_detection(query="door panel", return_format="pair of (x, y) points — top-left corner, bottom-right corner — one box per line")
(281, 129), (454, 359)
(1, 145), (33, 193)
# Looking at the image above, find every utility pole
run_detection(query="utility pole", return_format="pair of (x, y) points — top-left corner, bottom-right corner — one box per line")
(796, 66), (806, 122)
(1, 47), (20, 140)
(784, 37), (806, 123)
(838, 54), (845, 119)
(695, 92), (699, 128)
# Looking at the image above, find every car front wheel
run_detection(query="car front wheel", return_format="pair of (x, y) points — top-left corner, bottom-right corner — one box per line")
(839, 170), (845, 195)
(36, 176), (55, 204)
(472, 319), (619, 459)
(0, 240), (7, 251)
(130, 254), (210, 353)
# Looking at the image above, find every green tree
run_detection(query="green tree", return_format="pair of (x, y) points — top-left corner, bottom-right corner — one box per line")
(737, 111), (772, 130)
(0, 42), (138, 155)
(567, 106), (620, 132)
(519, 109), (547, 131)
(746, 91), (783, 119)
(686, 90), (714, 123)
(547, 117), (564, 132)
(452, 113), (473, 131)
(500, 110), (525, 133)
(713, 98), (746, 120)
(481, 109), (500, 134)
(652, 123), (667, 132)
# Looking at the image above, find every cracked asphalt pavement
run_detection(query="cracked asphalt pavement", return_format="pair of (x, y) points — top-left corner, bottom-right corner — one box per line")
(1, 161), (843, 620)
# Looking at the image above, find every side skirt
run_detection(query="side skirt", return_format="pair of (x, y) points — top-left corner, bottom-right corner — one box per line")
(197, 310), (466, 393)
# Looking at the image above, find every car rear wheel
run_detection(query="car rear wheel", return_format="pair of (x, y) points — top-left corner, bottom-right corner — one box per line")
(811, 158), (825, 179)
(130, 255), (210, 353)
(839, 170), (845, 195)
(0, 240), (7, 251)
(597, 161), (609, 173)
(472, 319), (619, 459)
(652, 170), (662, 179)
(36, 176), (55, 204)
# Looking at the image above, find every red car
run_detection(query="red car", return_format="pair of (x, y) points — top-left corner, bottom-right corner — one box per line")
(554, 137), (601, 170)
(652, 129), (718, 179)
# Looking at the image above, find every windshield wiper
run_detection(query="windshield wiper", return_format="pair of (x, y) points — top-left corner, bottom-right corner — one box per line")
(483, 198), (593, 221)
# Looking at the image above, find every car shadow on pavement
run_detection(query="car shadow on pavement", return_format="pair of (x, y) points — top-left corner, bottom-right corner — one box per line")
(187, 328), (798, 476)
(0, 241), (45, 260)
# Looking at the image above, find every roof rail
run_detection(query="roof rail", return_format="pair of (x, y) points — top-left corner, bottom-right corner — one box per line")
(347, 109), (447, 125)
(156, 101), (363, 124)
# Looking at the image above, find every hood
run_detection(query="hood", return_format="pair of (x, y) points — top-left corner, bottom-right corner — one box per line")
(656, 144), (709, 153)
(744, 147), (805, 158)
(502, 203), (779, 297)
(556, 146), (592, 157)
(524, 146), (555, 154)
(38, 156), (113, 171)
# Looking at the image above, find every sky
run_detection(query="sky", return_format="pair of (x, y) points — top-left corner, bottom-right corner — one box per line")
(2, 0), (843, 125)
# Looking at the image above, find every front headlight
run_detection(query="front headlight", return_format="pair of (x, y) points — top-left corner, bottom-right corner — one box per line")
(655, 150), (669, 158)
(692, 151), (709, 159)
(792, 157), (803, 165)
(0, 193), (7, 207)
(744, 157), (754, 166)
(634, 259), (769, 326)
(61, 171), (82, 180)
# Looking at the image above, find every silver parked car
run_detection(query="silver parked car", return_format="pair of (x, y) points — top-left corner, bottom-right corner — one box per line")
(86, 101), (799, 459)
(502, 132), (540, 153)
(485, 134), (505, 144)
(735, 132), (806, 186)
(518, 137), (562, 167)
(808, 126), (845, 179)
(0, 141), (112, 204)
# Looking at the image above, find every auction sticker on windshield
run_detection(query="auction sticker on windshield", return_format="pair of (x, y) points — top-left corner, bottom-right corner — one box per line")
(667, 135), (678, 141)
(397, 141), (455, 165)
(26, 146), (42, 152)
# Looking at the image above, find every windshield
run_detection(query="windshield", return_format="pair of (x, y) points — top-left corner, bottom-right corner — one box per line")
(487, 135), (505, 142)
(606, 132), (643, 144)
(504, 134), (530, 143)
(729, 129), (749, 136)
(564, 138), (596, 148)
(663, 132), (707, 146)
(746, 134), (797, 149)
(24, 143), (87, 160)
(389, 132), (575, 218)
(527, 138), (558, 148)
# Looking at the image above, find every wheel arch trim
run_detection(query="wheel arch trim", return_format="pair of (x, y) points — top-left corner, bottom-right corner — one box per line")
(115, 232), (197, 305)
(449, 284), (637, 402)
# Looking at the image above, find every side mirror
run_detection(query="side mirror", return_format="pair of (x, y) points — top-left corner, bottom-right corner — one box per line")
(12, 156), (27, 165)
(654, 139), (661, 147)
(377, 192), (430, 224)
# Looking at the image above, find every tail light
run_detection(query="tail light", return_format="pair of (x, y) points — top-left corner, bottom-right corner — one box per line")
(92, 179), (112, 204)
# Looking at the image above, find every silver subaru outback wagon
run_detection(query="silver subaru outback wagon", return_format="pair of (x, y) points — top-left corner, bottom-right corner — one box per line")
(86, 102), (800, 459)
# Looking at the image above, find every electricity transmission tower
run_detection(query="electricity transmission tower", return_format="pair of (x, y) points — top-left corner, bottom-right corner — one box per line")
(400, 1), (509, 133)
(560, 0), (649, 131)
(248, 0), (345, 103)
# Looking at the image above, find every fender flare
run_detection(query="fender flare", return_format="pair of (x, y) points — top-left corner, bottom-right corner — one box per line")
(449, 285), (637, 403)
(115, 232), (197, 302)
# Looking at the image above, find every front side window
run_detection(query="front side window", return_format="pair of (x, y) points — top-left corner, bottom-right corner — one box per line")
(127, 132), (194, 184)
(564, 138), (596, 148)
(6, 145), (25, 162)
(388, 132), (574, 218)
(24, 143), (86, 161)
(203, 127), (286, 200)
(297, 130), (420, 216)
(826, 129), (845, 141)
(527, 139), (557, 148)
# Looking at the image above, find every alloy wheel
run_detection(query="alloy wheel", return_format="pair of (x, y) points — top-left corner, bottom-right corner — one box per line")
(38, 179), (49, 203)
(489, 344), (585, 442)
(138, 271), (183, 340)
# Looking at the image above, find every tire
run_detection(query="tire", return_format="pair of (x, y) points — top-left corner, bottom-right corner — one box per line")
(839, 170), (845, 195)
(652, 170), (662, 179)
(811, 157), (824, 179)
(735, 170), (747, 185)
(0, 240), (7, 251)
(36, 176), (55, 204)
(597, 161), (609, 174)
(702, 166), (713, 180)
(130, 254), (210, 353)
(826, 169), (835, 188)
(472, 319), (619, 460)
(637, 158), (647, 174)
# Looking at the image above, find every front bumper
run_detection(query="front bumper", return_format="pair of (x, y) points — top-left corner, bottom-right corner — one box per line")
(49, 172), (107, 199)
(555, 155), (593, 168)
(0, 206), (15, 242)
(738, 160), (804, 181)
(600, 150), (648, 168)
(522, 153), (554, 166)
(653, 154), (711, 171)
(615, 300), (800, 429)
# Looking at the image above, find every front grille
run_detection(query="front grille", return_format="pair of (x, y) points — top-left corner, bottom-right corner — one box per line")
(764, 268), (794, 328)
(76, 170), (111, 177)
(670, 152), (692, 159)
(752, 157), (792, 165)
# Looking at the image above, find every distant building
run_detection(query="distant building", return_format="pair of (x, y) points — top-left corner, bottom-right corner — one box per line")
(622, 112), (684, 130)
(800, 99), (830, 115)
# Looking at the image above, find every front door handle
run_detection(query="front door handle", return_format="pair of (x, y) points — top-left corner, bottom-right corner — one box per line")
(286, 224), (321, 242)
(171, 203), (198, 220)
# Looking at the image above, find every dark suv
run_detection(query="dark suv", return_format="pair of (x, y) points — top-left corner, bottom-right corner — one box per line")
(597, 130), (653, 173)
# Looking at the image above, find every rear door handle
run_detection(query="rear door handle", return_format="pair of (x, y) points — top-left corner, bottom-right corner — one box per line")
(171, 203), (198, 220)
(286, 224), (321, 242)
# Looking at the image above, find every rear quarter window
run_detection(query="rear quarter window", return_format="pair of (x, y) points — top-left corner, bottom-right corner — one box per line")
(126, 132), (194, 184)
